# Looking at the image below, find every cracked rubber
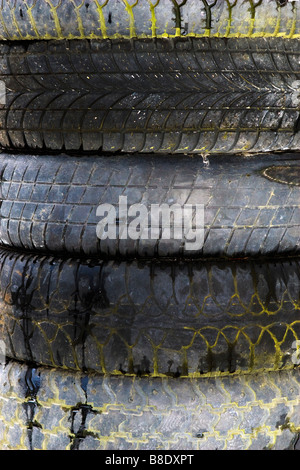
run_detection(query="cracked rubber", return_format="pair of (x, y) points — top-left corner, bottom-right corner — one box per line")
(0, 361), (299, 450)
(0, 152), (299, 259)
(0, 248), (299, 376)
(0, 0), (299, 40)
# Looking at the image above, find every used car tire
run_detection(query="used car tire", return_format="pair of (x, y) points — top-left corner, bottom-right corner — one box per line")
(0, 248), (299, 376)
(0, 152), (298, 258)
(0, 0), (298, 40)
(1, 38), (300, 94)
(0, 361), (299, 450)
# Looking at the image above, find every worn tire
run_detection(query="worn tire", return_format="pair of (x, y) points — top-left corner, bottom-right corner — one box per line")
(1, 36), (300, 153)
(2, 88), (300, 154)
(1, 38), (300, 94)
(0, 0), (299, 40)
(0, 247), (299, 376)
(1, 0), (299, 453)
(0, 361), (299, 450)
(0, 152), (299, 258)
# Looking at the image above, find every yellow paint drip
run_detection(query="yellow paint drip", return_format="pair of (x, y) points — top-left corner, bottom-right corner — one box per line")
(11, 8), (24, 39)
(44, 0), (62, 38)
(273, 5), (281, 37)
(121, 0), (138, 38)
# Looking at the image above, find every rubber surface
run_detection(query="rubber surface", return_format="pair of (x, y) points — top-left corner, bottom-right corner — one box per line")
(1, 0), (299, 453)
(0, 248), (299, 375)
(0, 0), (299, 40)
(0, 153), (298, 258)
(1, 38), (300, 94)
(0, 361), (299, 450)
(2, 88), (300, 154)
(1, 37), (300, 155)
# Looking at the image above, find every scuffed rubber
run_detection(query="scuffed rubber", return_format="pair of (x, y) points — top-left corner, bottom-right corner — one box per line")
(1, 37), (300, 154)
(0, 361), (300, 450)
(0, 0), (299, 40)
(0, 153), (299, 258)
(1, 38), (300, 94)
(0, 248), (299, 376)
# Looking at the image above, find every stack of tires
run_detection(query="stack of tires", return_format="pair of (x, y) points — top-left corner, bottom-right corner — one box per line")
(0, 0), (299, 451)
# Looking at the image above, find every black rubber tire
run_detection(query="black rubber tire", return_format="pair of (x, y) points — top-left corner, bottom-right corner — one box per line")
(1, 247), (299, 376)
(2, 88), (300, 154)
(0, 361), (300, 450)
(0, 152), (298, 259)
(0, 0), (298, 40)
(1, 37), (300, 154)
(1, 0), (299, 453)
(1, 38), (300, 94)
